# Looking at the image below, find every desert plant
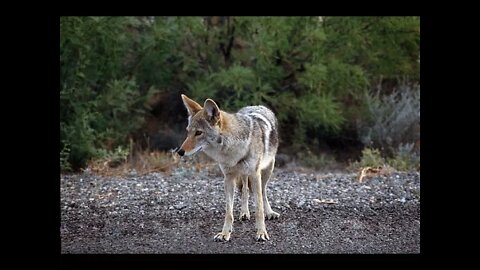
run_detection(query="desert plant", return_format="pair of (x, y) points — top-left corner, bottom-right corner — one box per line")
(60, 141), (72, 172)
(388, 142), (420, 171)
(358, 80), (420, 156)
(350, 147), (386, 170)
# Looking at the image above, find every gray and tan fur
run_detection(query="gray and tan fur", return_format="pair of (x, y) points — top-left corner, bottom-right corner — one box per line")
(177, 94), (279, 241)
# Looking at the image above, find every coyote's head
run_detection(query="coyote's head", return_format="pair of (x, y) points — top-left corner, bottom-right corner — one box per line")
(177, 94), (223, 156)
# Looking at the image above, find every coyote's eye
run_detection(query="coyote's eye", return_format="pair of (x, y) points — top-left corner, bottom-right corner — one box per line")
(195, 130), (203, 136)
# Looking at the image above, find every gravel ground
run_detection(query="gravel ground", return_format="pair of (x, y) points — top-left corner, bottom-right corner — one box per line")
(60, 166), (420, 254)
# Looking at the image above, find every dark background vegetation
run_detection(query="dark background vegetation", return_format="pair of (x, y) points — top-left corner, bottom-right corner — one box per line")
(60, 16), (420, 173)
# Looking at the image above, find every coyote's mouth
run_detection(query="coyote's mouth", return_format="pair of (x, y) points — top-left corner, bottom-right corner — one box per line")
(185, 145), (204, 156)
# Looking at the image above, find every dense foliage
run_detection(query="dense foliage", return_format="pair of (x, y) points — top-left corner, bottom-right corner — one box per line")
(60, 16), (420, 171)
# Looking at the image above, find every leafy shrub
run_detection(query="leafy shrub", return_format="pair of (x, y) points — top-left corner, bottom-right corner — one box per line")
(388, 142), (420, 171)
(350, 148), (386, 170)
(358, 81), (420, 156)
(60, 17), (162, 170)
(60, 141), (72, 172)
(351, 144), (419, 172)
(60, 16), (420, 172)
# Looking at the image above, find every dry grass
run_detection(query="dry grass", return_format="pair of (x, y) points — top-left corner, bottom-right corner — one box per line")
(86, 150), (220, 177)
(86, 150), (178, 176)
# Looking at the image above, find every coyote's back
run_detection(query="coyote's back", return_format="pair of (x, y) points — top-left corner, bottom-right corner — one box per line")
(237, 105), (279, 169)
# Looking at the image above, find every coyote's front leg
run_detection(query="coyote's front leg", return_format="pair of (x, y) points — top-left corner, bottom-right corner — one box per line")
(214, 173), (235, 241)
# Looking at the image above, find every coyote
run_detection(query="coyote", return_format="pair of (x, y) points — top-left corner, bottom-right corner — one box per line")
(177, 94), (279, 241)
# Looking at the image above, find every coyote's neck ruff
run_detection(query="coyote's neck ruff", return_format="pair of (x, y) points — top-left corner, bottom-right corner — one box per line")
(178, 94), (280, 241)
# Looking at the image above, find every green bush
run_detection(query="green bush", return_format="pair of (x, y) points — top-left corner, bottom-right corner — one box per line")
(388, 143), (420, 171)
(350, 148), (386, 170)
(351, 146), (419, 172)
(60, 16), (420, 172)
(60, 17), (167, 170)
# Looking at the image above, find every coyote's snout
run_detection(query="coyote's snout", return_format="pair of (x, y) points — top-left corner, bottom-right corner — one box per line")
(178, 94), (280, 241)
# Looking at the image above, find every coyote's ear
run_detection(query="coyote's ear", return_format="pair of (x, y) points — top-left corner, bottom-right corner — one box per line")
(181, 94), (203, 116)
(204, 99), (221, 126)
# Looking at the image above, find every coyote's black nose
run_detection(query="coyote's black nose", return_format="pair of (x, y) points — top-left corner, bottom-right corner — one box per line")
(177, 148), (185, 156)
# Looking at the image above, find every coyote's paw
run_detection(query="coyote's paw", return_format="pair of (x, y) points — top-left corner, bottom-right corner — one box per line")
(214, 232), (231, 242)
(239, 211), (250, 221)
(266, 210), (280, 220)
(256, 230), (270, 241)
